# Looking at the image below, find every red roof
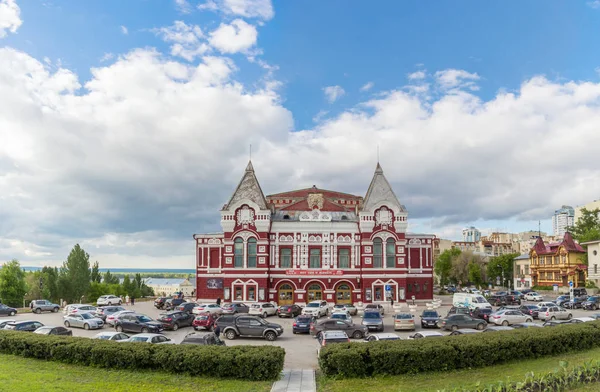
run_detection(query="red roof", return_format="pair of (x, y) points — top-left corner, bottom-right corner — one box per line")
(279, 198), (351, 212)
(531, 232), (585, 255)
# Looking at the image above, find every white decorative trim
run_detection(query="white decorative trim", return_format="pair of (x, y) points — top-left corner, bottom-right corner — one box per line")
(376, 207), (393, 226)
(409, 238), (422, 245)
(259, 246), (266, 252)
(337, 235), (352, 243)
(398, 257), (405, 264)
(236, 205), (255, 226)
(308, 235), (322, 242)
(365, 257), (372, 265)
(299, 209), (332, 222)
(208, 238), (221, 244)
(279, 235), (294, 242)
(398, 246), (404, 254)
(259, 257), (266, 264)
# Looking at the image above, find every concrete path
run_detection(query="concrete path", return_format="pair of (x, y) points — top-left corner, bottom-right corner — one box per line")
(271, 369), (316, 392)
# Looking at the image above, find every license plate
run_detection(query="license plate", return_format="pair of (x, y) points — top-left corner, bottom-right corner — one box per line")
(428, 321), (435, 324)
(298, 324), (307, 327)
(368, 326), (378, 330)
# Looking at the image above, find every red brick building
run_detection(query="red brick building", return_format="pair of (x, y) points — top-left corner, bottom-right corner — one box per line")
(194, 161), (435, 305)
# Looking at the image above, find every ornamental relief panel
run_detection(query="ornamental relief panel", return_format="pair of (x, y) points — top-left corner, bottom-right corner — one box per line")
(409, 238), (422, 245)
(207, 238), (221, 244)
(279, 235), (294, 242)
(299, 209), (332, 222)
(236, 205), (255, 226)
(375, 207), (393, 226)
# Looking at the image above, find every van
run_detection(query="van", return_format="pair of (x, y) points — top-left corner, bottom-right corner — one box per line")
(452, 293), (492, 309)
(572, 288), (588, 299)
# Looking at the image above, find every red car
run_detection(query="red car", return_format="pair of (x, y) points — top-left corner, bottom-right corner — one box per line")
(193, 312), (217, 331)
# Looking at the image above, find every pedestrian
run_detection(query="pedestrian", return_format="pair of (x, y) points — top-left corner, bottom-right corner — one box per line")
(390, 297), (394, 308)
(125, 295), (130, 306)
(213, 320), (221, 339)
(131, 296), (135, 306)
(216, 297), (221, 306)
(29, 301), (33, 310)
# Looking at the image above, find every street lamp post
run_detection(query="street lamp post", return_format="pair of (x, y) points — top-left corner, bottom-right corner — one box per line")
(499, 266), (505, 292)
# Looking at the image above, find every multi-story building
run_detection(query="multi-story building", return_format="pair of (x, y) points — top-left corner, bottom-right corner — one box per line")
(462, 227), (481, 242)
(575, 200), (600, 225)
(193, 162), (435, 305)
(452, 241), (478, 253)
(513, 254), (532, 290)
(552, 205), (575, 238)
(529, 232), (587, 287)
(582, 240), (600, 286)
(433, 238), (452, 263)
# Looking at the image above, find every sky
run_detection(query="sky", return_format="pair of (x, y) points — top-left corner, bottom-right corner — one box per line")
(1, 0), (600, 269)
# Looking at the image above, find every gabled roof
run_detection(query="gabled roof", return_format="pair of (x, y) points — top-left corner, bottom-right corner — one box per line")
(279, 198), (351, 212)
(530, 232), (585, 255)
(224, 161), (268, 210)
(266, 186), (362, 201)
(362, 163), (405, 212)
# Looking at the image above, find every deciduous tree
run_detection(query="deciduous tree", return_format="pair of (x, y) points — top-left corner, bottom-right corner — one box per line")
(0, 260), (28, 307)
(58, 244), (91, 303)
(435, 248), (461, 287)
(487, 253), (519, 289)
(569, 208), (600, 264)
(90, 261), (102, 283)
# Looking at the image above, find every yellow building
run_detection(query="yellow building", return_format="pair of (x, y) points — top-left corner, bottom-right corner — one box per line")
(529, 232), (587, 287)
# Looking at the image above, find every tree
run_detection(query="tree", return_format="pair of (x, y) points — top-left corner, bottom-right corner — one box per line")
(58, 244), (91, 303)
(435, 248), (461, 287)
(487, 253), (519, 290)
(569, 208), (600, 265)
(103, 270), (119, 285)
(0, 260), (28, 307)
(41, 266), (59, 302)
(450, 251), (486, 286)
(134, 273), (143, 290)
(90, 261), (102, 283)
(122, 275), (133, 296)
(468, 261), (485, 286)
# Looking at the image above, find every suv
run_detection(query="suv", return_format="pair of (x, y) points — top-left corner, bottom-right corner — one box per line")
(217, 314), (283, 341)
(30, 300), (60, 314)
(573, 288), (588, 299)
(538, 306), (573, 321)
(165, 298), (186, 311)
(96, 295), (122, 306)
(154, 297), (168, 309)
(302, 301), (329, 318)
(114, 313), (164, 333)
(469, 307), (493, 323)
(248, 303), (277, 318)
(582, 296), (600, 310)
(157, 311), (194, 331)
(4, 320), (44, 332)
(362, 311), (385, 332)
(316, 331), (350, 356)
(94, 306), (126, 321)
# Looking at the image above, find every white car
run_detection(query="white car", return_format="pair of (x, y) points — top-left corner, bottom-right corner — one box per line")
(106, 310), (135, 326)
(302, 300), (329, 318)
(329, 311), (353, 323)
(524, 292), (543, 301)
(248, 303), (277, 318)
(97, 295), (122, 306)
(124, 333), (176, 344)
(93, 331), (130, 341)
(408, 331), (444, 339)
(537, 301), (557, 308)
(63, 304), (97, 315)
(192, 303), (223, 315)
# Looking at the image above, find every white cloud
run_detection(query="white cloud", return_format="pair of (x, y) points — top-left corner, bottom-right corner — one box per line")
(360, 82), (374, 92)
(120, 25), (128, 35)
(408, 70), (426, 80)
(434, 69), (479, 91)
(208, 19), (258, 54)
(588, 0), (600, 9)
(155, 21), (210, 61)
(174, 0), (193, 13)
(100, 53), (114, 62)
(312, 110), (328, 123)
(198, 0), (274, 20)
(323, 85), (345, 103)
(0, 0), (22, 38)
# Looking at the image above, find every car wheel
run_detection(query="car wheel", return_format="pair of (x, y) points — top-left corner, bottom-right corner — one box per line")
(568, 314), (573, 320)
(225, 330), (237, 340)
(9, 311), (15, 316)
(477, 323), (485, 330)
(451, 325), (458, 332)
(141, 327), (149, 333)
(265, 331), (277, 341)
(53, 307), (59, 313)
(551, 316), (556, 321)
(262, 312), (267, 318)
(35, 308), (42, 314)
(502, 320), (509, 326)
(115, 325), (123, 332)
(173, 323), (179, 331)
(526, 318), (533, 323)
(64, 321), (70, 327)
(352, 331), (363, 339)
(84, 323), (90, 330)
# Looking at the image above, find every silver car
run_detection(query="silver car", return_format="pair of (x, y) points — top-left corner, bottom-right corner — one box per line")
(93, 331), (130, 341)
(538, 306), (573, 321)
(64, 312), (104, 330)
(329, 312), (353, 323)
(125, 333), (176, 344)
(490, 309), (533, 326)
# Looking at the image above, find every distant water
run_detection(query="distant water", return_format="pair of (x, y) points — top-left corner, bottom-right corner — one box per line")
(21, 266), (195, 274)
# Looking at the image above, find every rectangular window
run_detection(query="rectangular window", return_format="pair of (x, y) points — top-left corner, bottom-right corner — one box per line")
(386, 240), (395, 268)
(373, 240), (383, 268)
(247, 241), (257, 268)
(595, 264), (598, 275)
(234, 240), (243, 268)
(375, 287), (383, 301)
(338, 249), (350, 269)
(309, 249), (321, 268)
(280, 248), (292, 269)
(524, 265), (529, 275)
(248, 287), (256, 301)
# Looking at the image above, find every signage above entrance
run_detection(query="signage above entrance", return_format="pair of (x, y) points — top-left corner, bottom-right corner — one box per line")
(285, 269), (344, 276)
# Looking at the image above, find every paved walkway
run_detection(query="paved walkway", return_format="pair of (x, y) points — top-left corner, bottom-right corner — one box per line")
(271, 369), (316, 392)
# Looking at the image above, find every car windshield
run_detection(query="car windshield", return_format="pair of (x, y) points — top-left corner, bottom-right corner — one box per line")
(331, 313), (346, 318)
(251, 304), (262, 309)
(589, 297), (598, 301)
(138, 316), (152, 322)
(81, 313), (94, 319)
(396, 314), (412, 319)
(297, 317), (311, 322)
(422, 311), (438, 317)
(97, 335), (111, 340)
(129, 337), (148, 342)
(307, 303), (320, 308)
(539, 307), (548, 311)
(364, 312), (381, 319)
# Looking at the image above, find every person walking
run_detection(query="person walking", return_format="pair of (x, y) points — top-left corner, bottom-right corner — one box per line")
(125, 295), (130, 306)
(213, 320), (221, 339)
(131, 296), (135, 306)
(216, 297), (221, 306)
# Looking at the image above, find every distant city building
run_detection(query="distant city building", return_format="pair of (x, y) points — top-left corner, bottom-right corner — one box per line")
(582, 240), (600, 287)
(433, 238), (453, 264)
(575, 200), (600, 224)
(452, 241), (478, 253)
(144, 278), (194, 296)
(513, 254), (531, 290)
(552, 205), (575, 238)
(462, 226), (481, 242)
(529, 232), (587, 287)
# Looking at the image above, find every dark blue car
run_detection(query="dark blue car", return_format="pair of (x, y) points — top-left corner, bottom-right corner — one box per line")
(293, 315), (314, 334)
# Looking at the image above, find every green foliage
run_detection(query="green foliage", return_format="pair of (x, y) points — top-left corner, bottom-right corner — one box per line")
(0, 260), (28, 307)
(451, 251), (486, 285)
(318, 321), (600, 378)
(58, 244), (91, 303)
(569, 208), (600, 265)
(90, 261), (101, 284)
(531, 285), (555, 291)
(586, 280), (598, 289)
(40, 266), (59, 302)
(0, 330), (284, 381)
(103, 270), (119, 285)
(487, 253), (519, 288)
(122, 275), (133, 296)
(435, 248), (461, 287)
(468, 260), (485, 286)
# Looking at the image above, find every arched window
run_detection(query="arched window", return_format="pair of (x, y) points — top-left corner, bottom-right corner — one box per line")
(338, 249), (350, 269)
(247, 238), (257, 268)
(280, 248), (292, 268)
(309, 249), (321, 268)
(386, 238), (395, 268)
(234, 238), (243, 268)
(373, 238), (383, 268)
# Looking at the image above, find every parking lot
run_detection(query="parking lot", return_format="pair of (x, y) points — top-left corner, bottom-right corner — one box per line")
(3, 294), (597, 369)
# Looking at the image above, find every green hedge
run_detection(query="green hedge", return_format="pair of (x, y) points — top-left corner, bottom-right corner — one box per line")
(0, 330), (284, 381)
(319, 321), (600, 378)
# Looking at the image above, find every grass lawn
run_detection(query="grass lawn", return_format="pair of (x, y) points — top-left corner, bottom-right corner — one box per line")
(0, 354), (272, 392)
(317, 347), (600, 392)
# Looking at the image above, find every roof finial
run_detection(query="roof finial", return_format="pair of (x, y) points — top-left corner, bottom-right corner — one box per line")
(538, 220), (541, 238)
(377, 144), (380, 163)
(249, 143), (252, 161)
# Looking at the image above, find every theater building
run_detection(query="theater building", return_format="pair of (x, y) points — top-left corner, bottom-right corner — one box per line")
(194, 161), (435, 305)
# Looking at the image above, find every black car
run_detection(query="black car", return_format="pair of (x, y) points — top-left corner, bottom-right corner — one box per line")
(555, 295), (570, 307)
(157, 311), (194, 331)
(154, 297), (168, 309)
(4, 320), (44, 332)
(180, 332), (225, 346)
(33, 326), (73, 336)
(519, 305), (540, 319)
(277, 304), (302, 318)
(582, 297), (600, 311)
(447, 306), (470, 316)
(420, 310), (441, 328)
(176, 302), (199, 314)
(469, 308), (493, 323)
(292, 315), (315, 334)
(114, 313), (163, 333)
(165, 298), (186, 311)
(0, 304), (17, 316)
(563, 297), (586, 309)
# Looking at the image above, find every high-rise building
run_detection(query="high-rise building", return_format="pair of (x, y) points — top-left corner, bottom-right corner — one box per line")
(552, 205), (575, 237)
(462, 226), (481, 242)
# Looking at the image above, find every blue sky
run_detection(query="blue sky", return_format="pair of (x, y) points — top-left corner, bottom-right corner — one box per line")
(1, 0), (600, 267)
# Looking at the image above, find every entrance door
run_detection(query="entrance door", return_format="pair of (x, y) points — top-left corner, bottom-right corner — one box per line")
(307, 284), (323, 302)
(278, 284), (294, 305)
(335, 284), (352, 305)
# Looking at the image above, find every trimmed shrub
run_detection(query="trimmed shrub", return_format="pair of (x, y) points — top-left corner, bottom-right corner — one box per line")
(0, 331), (284, 381)
(319, 321), (600, 378)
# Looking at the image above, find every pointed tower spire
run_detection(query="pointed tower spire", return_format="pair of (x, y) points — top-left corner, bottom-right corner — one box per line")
(363, 163), (405, 212)
(224, 160), (268, 210)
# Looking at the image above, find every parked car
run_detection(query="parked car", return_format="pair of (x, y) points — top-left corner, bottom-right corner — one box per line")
(509, 291), (525, 299)
(217, 314), (283, 341)
(64, 304), (97, 315)
(64, 312), (104, 330)
(94, 306), (126, 321)
(469, 307), (493, 323)
(180, 332), (225, 346)
(512, 322), (544, 329)
(563, 297), (587, 309)
(249, 303), (278, 318)
(538, 306), (573, 321)
(582, 296), (600, 311)
(490, 295), (521, 306)
(537, 301), (557, 308)
(221, 303), (250, 314)
(447, 306), (471, 316)
(106, 310), (135, 326)
(154, 297), (169, 309)
(450, 328), (482, 336)
(420, 310), (441, 328)
(0, 319), (16, 329)
(277, 304), (302, 318)
(33, 326), (72, 336)
(483, 326), (514, 332)
(555, 295), (570, 307)
(302, 301), (329, 318)
(408, 331), (444, 339)
(591, 314), (600, 320)
(573, 288), (588, 298)
(31, 300), (60, 314)
(490, 309), (533, 326)
(125, 333), (176, 344)
(440, 314), (487, 331)
(364, 304), (385, 315)
(316, 331), (350, 356)
(193, 312), (217, 331)
(570, 317), (597, 323)
(165, 298), (186, 311)
(364, 333), (402, 342)
(329, 312), (353, 323)
(93, 331), (130, 341)
(393, 312), (415, 331)
(311, 319), (368, 339)
(518, 305), (540, 319)
(362, 311), (385, 332)
(114, 313), (164, 333)
(292, 315), (315, 334)
(524, 292), (544, 301)
(192, 303), (224, 315)
(96, 295), (122, 306)
(333, 304), (358, 315)
(543, 320), (572, 327)
(157, 311), (194, 331)
(3, 320), (44, 332)
(0, 304), (17, 316)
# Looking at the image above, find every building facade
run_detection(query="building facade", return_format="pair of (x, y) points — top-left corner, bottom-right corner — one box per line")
(575, 200), (600, 224)
(513, 254), (532, 290)
(144, 278), (188, 296)
(552, 205), (575, 238)
(529, 232), (587, 287)
(462, 227), (481, 242)
(194, 162), (435, 305)
(582, 240), (600, 286)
